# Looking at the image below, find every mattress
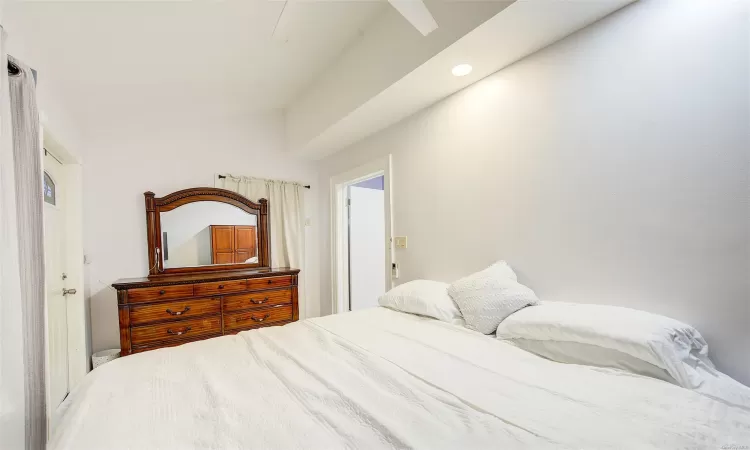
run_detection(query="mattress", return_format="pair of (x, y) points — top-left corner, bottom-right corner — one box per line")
(52, 308), (750, 449)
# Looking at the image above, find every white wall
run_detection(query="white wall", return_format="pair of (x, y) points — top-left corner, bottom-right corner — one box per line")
(317, 0), (750, 384)
(84, 112), (320, 354)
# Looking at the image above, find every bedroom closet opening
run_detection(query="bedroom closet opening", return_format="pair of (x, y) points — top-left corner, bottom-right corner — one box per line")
(330, 156), (393, 314)
(347, 176), (385, 310)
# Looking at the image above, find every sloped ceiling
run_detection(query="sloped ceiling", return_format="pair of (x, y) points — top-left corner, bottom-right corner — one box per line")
(286, 0), (637, 159)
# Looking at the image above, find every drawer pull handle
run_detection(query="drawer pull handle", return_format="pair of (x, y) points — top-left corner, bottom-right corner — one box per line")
(250, 297), (269, 305)
(167, 326), (192, 336)
(250, 314), (270, 323)
(267, 280), (272, 284)
(166, 306), (190, 316)
(218, 284), (224, 289)
(159, 290), (166, 295)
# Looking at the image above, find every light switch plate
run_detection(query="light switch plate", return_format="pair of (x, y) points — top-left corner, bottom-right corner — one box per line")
(394, 236), (408, 249)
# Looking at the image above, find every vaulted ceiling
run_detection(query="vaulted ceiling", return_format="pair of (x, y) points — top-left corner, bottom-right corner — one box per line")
(2, 0), (635, 158)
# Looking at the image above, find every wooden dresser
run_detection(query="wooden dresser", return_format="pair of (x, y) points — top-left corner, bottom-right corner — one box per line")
(114, 187), (300, 356)
(113, 268), (299, 355)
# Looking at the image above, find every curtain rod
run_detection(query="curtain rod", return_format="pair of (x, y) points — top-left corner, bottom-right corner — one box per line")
(217, 174), (311, 189)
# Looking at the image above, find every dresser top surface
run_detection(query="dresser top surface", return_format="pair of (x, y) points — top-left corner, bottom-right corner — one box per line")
(112, 267), (300, 289)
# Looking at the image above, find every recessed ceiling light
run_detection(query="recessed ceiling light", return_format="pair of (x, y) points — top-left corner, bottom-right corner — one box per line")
(452, 64), (473, 77)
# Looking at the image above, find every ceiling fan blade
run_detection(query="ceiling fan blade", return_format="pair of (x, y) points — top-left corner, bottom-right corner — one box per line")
(388, 0), (438, 36)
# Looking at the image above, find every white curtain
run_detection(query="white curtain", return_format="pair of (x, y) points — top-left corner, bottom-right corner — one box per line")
(0, 35), (47, 449)
(217, 175), (306, 319)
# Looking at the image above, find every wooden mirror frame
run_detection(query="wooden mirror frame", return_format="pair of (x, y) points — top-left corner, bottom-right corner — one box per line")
(144, 187), (270, 276)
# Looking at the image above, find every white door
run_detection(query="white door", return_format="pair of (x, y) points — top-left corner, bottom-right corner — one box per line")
(43, 151), (70, 410)
(348, 184), (386, 311)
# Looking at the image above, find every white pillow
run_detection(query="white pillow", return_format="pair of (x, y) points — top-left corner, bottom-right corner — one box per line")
(447, 261), (539, 334)
(496, 302), (716, 389)
(378, 280), (464, 325)
(505, 339), (675, 384)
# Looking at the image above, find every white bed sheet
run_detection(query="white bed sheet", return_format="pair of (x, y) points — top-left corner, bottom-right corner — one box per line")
(52, 308), (750, 449)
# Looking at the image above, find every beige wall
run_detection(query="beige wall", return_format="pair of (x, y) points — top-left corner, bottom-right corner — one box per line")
(317, 0), (750, 384)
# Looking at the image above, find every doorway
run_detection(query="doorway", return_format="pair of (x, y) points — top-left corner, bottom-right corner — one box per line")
(330, 156), (393, 314)
(41, 131), (88, 432)
(348, 176), (386, 310)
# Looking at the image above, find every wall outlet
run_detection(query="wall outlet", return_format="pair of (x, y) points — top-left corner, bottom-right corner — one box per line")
(304, 217), (311, 227)
(392, 262), (399, 279)
(394, 236), (408, 249)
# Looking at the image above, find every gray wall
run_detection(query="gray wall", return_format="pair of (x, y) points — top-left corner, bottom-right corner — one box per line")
(317, 0), (750, 384)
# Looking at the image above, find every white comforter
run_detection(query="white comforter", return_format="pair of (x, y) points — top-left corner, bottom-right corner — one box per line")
(52, 308), (750, 450)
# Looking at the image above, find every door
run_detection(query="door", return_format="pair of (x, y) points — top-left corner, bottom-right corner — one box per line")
(347, 179), (386, 311)
(43, 151), (69, 410)
(211, 225), (235, 264)
(234, 226), (257, 263)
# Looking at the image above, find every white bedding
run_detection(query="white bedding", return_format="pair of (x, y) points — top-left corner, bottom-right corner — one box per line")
(52, 308), (750, 449)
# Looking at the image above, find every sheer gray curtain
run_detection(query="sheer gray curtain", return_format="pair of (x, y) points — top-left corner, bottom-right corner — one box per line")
(0, 35), (47, 449)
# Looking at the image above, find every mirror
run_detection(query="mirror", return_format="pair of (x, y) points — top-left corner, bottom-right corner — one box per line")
(160, 201), (259, 269)
(145, 188), (270, 275)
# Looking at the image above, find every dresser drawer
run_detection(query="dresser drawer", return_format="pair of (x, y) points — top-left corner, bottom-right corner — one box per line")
(194, 279), (247, 296)
(130, 316), (221, 346)
(127, 284), (194, 303)
(247, 275), (293, 291)
(223, 288), (292, 313)
(131, 335), (212, 354)
(224, 304), (293, 332)
(130, 298), (221, 325)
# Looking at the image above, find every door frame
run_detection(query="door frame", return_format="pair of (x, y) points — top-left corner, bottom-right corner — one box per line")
(329, 155), (393, 315)
(42, 128), (89, 415)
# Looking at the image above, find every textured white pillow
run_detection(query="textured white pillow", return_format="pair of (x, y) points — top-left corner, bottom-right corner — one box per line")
(447, 261), (539, 334)
(378, 280), (465, 325)
(496, 302), (716, 389)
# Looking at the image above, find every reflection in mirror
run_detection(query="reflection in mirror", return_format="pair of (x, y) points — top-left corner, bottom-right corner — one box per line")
(160, 201), (258, 269)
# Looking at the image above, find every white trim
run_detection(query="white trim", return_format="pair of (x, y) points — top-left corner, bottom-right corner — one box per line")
(329, 155), (393, 315)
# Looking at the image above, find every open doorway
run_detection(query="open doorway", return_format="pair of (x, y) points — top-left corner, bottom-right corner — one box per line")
(331, 156), (393, 314)
(348, 176), (385, 310)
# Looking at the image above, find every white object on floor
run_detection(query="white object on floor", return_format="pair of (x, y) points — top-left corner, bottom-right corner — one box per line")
(378, 279), (464, 325)
(497, 301), (716, 389)
(91, 349), (120, 370)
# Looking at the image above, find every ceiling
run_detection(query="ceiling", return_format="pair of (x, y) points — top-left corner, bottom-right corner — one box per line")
(293, 0), (637, 158)
(2, 0), (387, 122)
(2, 0), (638, 159)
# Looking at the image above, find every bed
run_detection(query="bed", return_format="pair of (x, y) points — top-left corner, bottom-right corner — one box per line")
(52, 307), (750, 450)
